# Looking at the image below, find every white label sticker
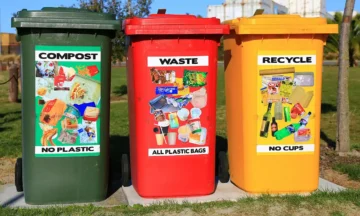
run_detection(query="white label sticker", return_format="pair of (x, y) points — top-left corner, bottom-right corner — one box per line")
(256, 144), (315, 153)
(258, 55), (316, 65)
(147, 56), (209, 67)
(35, 146), (100, 154)
(35, 51), (101, 62)
(148, 147), (209, 156)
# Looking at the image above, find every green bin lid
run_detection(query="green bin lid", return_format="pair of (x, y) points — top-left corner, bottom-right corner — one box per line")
(12, 7), (120, 30)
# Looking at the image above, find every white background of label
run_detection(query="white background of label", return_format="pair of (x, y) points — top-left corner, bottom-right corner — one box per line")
(258, 55), (316, 65)
(35, 51), (101, 62)
(149, 147), (209, 156)
(35, 146), (100, 154)
(147, 56), (209, 67)
(256, 144), (315, 153)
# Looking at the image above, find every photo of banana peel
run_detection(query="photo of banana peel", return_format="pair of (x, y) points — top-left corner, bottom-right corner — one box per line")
(41, 128), (58, 146)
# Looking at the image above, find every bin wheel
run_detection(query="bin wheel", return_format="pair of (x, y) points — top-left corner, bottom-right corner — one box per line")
(121, 154), (131, 187)
(15, 158), (23, 192)
(218, 151), (230, 183)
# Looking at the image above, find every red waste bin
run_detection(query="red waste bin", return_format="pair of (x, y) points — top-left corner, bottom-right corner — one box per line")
(123, 10), (229, 198)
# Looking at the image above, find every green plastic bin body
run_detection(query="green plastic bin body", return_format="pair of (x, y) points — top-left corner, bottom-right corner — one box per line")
(12, 8), (119, 205)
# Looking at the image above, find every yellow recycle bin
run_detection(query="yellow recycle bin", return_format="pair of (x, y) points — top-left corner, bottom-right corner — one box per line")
(223, 15), (338, 193)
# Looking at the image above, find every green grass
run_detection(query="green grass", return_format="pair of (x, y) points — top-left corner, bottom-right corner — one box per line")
(334, 163), (360, 181)
(320, 67), (360, 148)
(0, 66), (360, 157)
(351, 143), (360, 151)
(0, 66), (360, 214)
(0, 190), (360, 215)
(330, 211), (346, 216)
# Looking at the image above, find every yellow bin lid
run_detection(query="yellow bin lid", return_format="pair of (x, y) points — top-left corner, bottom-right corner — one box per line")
(223, 15), (338, 35)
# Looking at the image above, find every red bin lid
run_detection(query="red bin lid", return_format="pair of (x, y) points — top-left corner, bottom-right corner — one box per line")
(123, 9), (229, 35)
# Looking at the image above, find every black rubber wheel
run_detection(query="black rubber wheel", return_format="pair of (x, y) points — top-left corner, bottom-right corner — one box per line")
(15, 158), (23, 192)
(218, 151), (230, 183)
(121, 154), (131, 187)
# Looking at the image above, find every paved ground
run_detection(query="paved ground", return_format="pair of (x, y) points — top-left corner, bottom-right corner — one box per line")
(0, 178), (345, 208)
(123, 178), (345, 206)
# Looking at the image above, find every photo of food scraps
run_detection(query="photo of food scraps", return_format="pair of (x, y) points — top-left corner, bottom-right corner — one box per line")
(68, 75), (101, 106)
(36, 75), (101, 146)
(36, 61), (58, 78)
(76, 65), (99, 77)
(53, 65), (76, 90)
(78, 121), (98, 144)
(36, 78), (54, 98)
(150, 68), (176, 84)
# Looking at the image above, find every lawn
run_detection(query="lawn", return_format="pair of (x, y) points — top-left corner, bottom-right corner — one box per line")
(0, 66), (360, 215)
(0, 66), (360, 157)
(321, 67), (360, 150)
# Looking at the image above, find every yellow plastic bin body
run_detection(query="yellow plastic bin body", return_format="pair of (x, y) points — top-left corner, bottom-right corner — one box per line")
(224, 15), (338, 194)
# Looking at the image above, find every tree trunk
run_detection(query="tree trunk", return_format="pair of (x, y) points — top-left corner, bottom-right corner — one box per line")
(336, 0), (355, 152)
(8, 64), (19, 103)
(128, 0), (132, 16)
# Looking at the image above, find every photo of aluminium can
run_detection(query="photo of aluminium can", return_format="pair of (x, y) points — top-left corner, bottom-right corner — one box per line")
(284, 107), (291, 122)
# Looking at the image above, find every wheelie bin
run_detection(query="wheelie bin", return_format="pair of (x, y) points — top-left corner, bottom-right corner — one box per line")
(223, 14), (338, 193)
(12, 7), (119, 204)
(123, 9), (229, 197)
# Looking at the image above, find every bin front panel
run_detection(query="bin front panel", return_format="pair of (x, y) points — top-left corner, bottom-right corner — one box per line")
(21, 31), (112, 204)
(128, 36), (218, 197)
(225, 34), (325, 193)
(256, 50), (317, 153)
(34, 45), (101, 157)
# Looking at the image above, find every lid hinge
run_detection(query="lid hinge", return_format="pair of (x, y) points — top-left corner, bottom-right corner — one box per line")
(254, 9), (264, 16)
(157, 9), (166, 14)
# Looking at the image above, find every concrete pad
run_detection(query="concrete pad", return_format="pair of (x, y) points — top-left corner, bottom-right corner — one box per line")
(123, 178), (346, 206)
(0, 177), (346, 208)
(318, 178), (346, 192)
(123, 181), (249, 206)
(0, 184), (128, 208)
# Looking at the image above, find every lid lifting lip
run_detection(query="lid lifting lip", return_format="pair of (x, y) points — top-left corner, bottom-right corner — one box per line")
(123, 9), (230, 36)
(12, 7), (120, 31)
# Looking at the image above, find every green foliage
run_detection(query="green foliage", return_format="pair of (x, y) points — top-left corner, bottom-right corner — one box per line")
(76, 0), (153, 62)
(325, 12), (360, 67)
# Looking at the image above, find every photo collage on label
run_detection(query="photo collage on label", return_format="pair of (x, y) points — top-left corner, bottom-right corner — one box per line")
(149, 68), (208, 146)
(259, 67), (315, 142)
(35, 61), (101, 146)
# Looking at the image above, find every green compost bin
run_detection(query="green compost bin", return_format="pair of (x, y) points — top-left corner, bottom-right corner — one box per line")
(11, 7), (120, 205)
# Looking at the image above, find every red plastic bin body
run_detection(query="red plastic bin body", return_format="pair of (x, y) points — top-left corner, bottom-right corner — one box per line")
(124, 14), (229, 198)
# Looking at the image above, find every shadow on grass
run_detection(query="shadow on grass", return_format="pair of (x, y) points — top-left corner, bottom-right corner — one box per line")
(113, 85), (128, 97)
(0, 111), (21, 119)
(320, 130), (336, 149)
(107, 135), (130, 198)
(0, 127), (11, 132)
(321, 103), (337, 114)
(0, 111), (22, 132)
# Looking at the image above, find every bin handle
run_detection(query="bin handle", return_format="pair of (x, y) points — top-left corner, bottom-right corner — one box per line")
(157, 9), (166, 14)
(253, 9), (264, 16)
(233, 24), (339, 35)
